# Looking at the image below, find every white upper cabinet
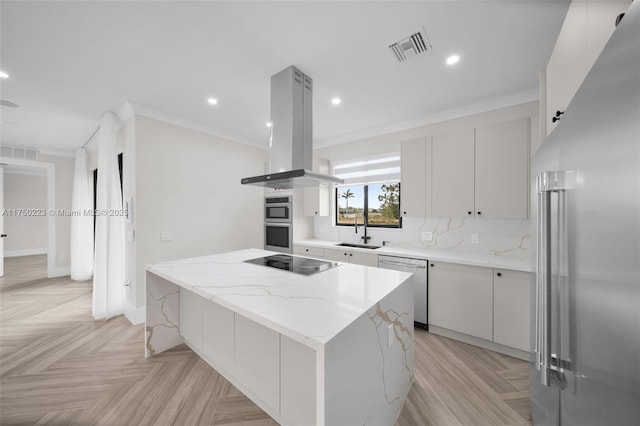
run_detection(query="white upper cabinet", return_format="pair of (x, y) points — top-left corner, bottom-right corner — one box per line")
(545, 0), (631, 136)
(304, 157), (331, 216)
(430, 119), (529, 219)
(400, 136), (432, 218)
(431, 128), (475, 218)
(475, 118), (530, 219)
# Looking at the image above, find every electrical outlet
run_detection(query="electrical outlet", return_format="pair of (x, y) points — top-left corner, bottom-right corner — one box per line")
(387, 324), (394, 347)
(471, 233), (480, 244)
(421, 231), (433, 242)
(161, 231), (173, 242)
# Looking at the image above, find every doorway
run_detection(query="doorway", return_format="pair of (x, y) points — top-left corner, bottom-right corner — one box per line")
(1, 159), (56, 278)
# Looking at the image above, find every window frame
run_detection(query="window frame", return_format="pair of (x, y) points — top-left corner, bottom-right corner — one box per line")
(335, 182), (402, 229)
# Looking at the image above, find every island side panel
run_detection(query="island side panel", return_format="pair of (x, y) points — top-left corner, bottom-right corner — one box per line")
(145, 271), (183, 357)
(324, 279), (414, 426)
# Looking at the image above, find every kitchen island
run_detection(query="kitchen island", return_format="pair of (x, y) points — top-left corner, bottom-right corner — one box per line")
(145, 249), (414, 426)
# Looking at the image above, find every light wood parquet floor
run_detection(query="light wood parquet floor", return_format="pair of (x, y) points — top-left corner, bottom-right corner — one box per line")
(0, 255), (531, 425)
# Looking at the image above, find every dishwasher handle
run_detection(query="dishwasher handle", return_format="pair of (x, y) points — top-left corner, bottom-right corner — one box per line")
(378, 259), (427, 269)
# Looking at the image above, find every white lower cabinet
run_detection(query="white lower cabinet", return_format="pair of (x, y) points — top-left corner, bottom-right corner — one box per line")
(428, 262), (493, 341)
(428, 262), (531, 353)
(324, 248), (378, 267)
(179, 291), (320, 424)
(280, 335), (317, 425)
(202, 300), (234, 373)
(179, 288), (203, 352)
(235, 314), (280, 413)
(293, 244), (325, 258)
(493, 269), (531, 352)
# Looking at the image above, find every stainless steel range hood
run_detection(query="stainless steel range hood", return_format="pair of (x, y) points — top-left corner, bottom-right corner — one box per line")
(241, 66), (343, 190)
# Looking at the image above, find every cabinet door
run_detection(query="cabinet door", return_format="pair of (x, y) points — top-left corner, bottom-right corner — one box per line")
(428, 261), (493, 340)
(586, 2), (631, 69)
(432, 129), (475, 218)
(493, 269), (531, 352)
(400, 137), (432, 217)
(303, 184), (330, 216)
(202, 300), (235, 373)
(235, 314), (280, 413)
(179, 288), (203, 352)
(293, 244), (325, 258)
(475, 118), (529, 219)
(324, 248), (349, 262)
(349, 251), (378, 267)
(304, 157), (331, 216)
(546, 0), (588, 136)
(545, 1), (629, 136)
(280, 335), (316, 425)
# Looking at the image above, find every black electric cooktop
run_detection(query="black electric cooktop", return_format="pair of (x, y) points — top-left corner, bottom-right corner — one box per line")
(245, 254), (340, 276)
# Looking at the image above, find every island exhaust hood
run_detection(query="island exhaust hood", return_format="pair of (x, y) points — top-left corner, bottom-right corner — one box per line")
(241, 66), (344, 190)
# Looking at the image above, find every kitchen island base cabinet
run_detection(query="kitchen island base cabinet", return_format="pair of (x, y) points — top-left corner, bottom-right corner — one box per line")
(146, 262), (413, 426)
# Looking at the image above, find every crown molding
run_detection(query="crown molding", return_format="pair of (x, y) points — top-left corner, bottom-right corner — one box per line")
(38, 147), (76, 158)
(314, 88), (539, 148)
(127, 102), (267, 151)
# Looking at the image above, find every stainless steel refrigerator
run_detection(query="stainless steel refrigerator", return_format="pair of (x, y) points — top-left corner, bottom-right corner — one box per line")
(530, 2), (639, 425)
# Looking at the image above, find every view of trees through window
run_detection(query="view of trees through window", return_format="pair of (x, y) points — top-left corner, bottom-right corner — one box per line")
(336, 182), (401, 227)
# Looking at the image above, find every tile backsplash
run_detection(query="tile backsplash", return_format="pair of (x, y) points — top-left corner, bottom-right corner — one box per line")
(314, 216), (530, 260)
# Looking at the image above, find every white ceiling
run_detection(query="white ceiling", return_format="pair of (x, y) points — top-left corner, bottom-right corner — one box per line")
(0, 1), (569, 152)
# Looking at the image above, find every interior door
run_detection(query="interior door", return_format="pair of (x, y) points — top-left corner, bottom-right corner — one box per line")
(1, 166), (4, 277)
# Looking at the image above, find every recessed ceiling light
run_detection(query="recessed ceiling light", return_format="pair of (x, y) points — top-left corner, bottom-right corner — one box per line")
(0, 71), (9, 79)
(266, 121), (272, 128)
(207, 98), (218, 105)
(331, 97), (342, 106)
(446, 55), (460, 66)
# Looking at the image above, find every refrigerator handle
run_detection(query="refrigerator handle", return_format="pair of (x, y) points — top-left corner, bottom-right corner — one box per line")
(536, 171), (577, 388)
(535, 177), (552, 386)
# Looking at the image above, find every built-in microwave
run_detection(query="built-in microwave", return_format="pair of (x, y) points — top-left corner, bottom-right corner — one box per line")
(265, 222), (292, 253)
(265, 196), (292, 223)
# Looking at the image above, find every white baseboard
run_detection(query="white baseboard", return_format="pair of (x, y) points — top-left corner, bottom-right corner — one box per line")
(125, 303), (145, 325)
(428, 325), (531, 361)
(49, 267), (71, 278)
(4, 248), (48, 258)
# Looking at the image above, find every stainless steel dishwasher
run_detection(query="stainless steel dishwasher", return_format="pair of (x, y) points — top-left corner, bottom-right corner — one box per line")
(378, 255), (428, 329)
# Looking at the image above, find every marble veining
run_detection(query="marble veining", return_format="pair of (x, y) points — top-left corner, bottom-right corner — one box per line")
(489, 234), (530, 259)
(147, 249), (413, 350)
(367, 303), (413, 405)
(313, 215), (531, 266)
(145, 274), (182, 357)
(296, 238), (531, 272)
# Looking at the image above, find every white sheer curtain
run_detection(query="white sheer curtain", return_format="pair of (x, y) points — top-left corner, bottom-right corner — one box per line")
(70, 147), (93, 281)
(92, 112), (125, 320)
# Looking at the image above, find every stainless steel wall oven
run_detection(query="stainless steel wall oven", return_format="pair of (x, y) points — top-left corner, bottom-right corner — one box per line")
(265, 196), (292, 253)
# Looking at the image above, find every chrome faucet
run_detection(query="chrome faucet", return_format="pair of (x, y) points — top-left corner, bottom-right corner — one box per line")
(354, 213), (371, 244)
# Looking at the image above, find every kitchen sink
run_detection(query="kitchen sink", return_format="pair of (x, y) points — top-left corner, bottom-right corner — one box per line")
(335, 242), (381, 250)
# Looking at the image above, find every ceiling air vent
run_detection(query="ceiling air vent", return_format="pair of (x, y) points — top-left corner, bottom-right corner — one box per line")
(1, 145), (38, 161)
(389, 28), (431, 63)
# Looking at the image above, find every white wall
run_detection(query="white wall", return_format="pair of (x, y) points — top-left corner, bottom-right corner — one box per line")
(37, 153), (75, 272)
(3, 172), (48, 256)
(313, 101), (539, 259)
(130, 115), (267, 311)
(122, 116), (137, 312)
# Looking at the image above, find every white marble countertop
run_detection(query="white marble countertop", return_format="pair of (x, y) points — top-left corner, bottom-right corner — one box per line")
(294, 239), (531, 272)
(147, 248), (412, 351)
